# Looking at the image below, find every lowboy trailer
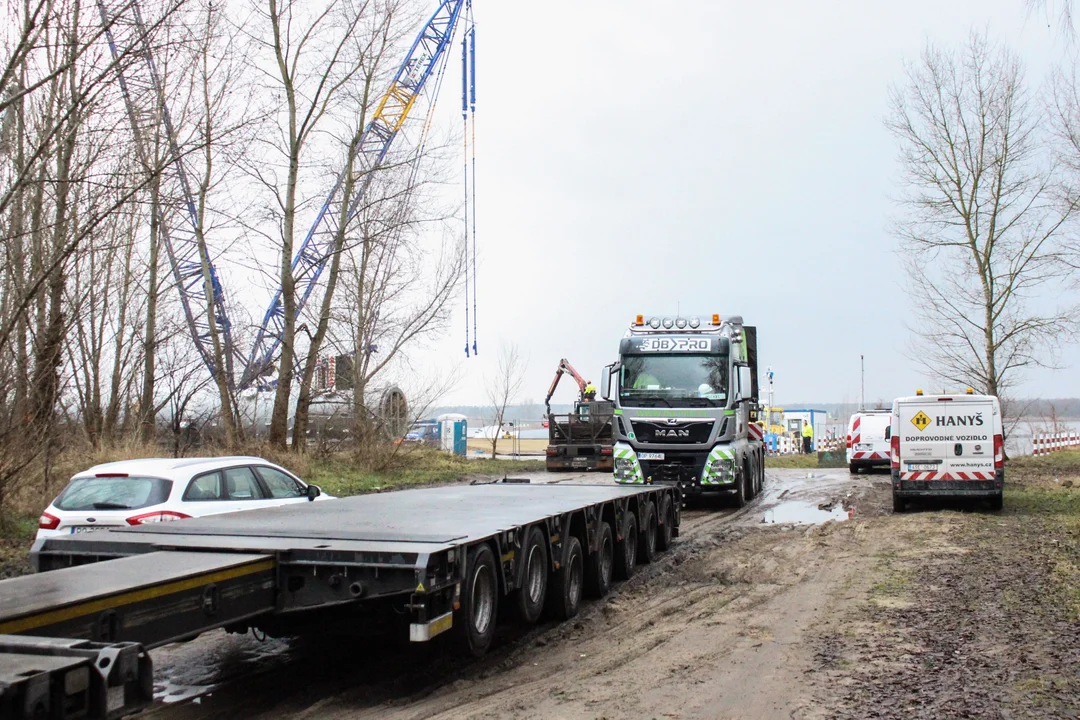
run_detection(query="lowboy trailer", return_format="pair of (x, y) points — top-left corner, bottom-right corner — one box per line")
(1, 480), (680, 718)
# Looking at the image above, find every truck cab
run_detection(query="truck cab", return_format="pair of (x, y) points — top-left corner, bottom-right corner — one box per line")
(890, 390), (1005, 511)
(602, 314), (765, 506)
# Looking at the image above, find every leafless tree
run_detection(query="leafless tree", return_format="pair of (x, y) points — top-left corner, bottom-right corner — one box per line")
(1027, 0), (1076, 36)
(485, 343), (527, 458)
(887, 32), (1079, 403)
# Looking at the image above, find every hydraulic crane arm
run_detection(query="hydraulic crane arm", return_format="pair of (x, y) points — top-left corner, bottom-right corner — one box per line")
(544, 359), (589, 416)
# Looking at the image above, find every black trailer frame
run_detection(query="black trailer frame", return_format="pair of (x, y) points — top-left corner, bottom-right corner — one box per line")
(12, 482), (678, 650)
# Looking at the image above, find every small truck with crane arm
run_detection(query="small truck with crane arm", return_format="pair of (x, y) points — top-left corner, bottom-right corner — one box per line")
(544, 359), (615, 472)
(601, 314), (766, 506)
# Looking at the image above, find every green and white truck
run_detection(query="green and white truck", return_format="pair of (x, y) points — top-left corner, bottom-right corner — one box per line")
(601, 314), (766, 506)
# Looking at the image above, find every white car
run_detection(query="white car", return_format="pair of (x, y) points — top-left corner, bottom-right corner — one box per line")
(846, 410), (892, 473)
(36, 456), (333, 540)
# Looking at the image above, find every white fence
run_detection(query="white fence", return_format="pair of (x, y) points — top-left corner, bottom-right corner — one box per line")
(1032, 431), (1080, 456)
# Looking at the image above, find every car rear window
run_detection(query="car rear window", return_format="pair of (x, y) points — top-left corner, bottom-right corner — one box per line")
(54, 476), (172, 511)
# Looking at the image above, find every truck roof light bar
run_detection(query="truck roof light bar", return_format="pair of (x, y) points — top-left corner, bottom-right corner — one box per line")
(710, 314), (720, 325)
(688, 317), (700, 328)
(634, 314), (644, 326)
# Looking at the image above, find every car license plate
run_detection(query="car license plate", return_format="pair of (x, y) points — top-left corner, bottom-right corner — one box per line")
(638, 452), (664, 461)
(70, 526), (105, 534)
(907, 463), (939, 471)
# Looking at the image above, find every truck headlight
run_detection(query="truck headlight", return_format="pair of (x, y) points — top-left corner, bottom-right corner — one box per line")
(710, 458), (733, 475)
(615, 457), (636, 479)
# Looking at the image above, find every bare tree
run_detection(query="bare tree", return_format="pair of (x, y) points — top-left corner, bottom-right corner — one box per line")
(485, 343), (526, 458)
(887, 32), (1079, 402)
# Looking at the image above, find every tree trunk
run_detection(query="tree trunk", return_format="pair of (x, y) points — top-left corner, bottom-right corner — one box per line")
(140, 175), (161, 443)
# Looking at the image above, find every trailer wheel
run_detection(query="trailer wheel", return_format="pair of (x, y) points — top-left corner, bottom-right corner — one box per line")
(455, 543), (499, 657)
(638, 501), (657, 564)
(656, 496), (674, 552)
(585, 521), (614, 598)
(513, 526), (548, 624)
(548, 535), (584, 620)
(613, 511), (638, 580)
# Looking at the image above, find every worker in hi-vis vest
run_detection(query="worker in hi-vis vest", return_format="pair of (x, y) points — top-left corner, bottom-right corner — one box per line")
(801, 419), (813, 454)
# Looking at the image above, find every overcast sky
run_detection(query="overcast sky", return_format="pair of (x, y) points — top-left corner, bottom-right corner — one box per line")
(408, 1), (1079, 411)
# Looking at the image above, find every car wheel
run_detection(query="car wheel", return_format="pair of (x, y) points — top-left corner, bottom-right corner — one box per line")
(585, 520), (614, 598)
(513, 525), (548, 624)
(613, 510), (638, 580)
(547, 535), (583, 620)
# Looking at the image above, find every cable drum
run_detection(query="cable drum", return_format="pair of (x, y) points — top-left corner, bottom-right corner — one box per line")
(377, 386), (410, 439)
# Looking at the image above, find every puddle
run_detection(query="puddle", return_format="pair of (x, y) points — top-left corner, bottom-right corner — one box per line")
(762, 500), (851, 525)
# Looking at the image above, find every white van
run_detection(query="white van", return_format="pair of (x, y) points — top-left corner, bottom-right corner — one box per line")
(890, 391), (1004, 512)
(846, 410), (892, 473)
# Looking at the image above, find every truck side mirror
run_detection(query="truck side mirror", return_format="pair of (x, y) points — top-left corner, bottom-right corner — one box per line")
(737, 364), (752, 402)
(601, 363), (618, 400)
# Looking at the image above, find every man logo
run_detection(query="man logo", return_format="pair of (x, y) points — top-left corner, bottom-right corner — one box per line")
(655, 428), (690, 438)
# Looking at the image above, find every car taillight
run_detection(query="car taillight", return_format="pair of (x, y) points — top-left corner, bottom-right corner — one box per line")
(890, 435), (900, 469)
(994, 434), (1004, 469)
(126, 511), (191, 526)
(601, 446), (613, 455)
(846, 433), (852, 449)
(38, 512), (60, 530)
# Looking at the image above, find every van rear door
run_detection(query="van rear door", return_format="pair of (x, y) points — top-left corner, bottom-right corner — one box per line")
(898, 397), (996, 480)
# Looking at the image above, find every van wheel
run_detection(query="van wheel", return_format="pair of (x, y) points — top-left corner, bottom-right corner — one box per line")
(455, 543), (498, 657)
(513, 526), (548, 624)
(584, 521), (614, 598)
(849, 463), (859, 474)
(892, 493), (906, 513)
(614, 511), (638, 580)
(989, 491), (1003, 511)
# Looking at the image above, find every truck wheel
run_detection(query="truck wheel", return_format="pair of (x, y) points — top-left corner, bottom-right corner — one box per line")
(759, 455), (766, 493)
(656, 496), (674, 551)
(989, 491), (1004, 511)
(455, 543), (498, 657)
(892, 493), (906, 513)
(733, 462), (749, 509)
(638, 501), (658, 564)
(513, 526), (548, 624)
(547, 535), (584, 620)
(585, 520), (614, 598)
(613, 511), (638, 580)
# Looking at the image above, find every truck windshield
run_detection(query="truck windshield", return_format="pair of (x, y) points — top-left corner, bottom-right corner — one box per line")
(619, 354), (728, 407)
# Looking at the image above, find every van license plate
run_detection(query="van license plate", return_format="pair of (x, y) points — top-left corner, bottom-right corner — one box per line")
(638, 453), (664, 461)
(907, 464), (939, 471)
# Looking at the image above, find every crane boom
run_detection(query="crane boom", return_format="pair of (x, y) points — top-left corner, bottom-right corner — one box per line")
(238, 0), (468, 390)
(544, 359), (590, 416)
(96, 0), (235, 384)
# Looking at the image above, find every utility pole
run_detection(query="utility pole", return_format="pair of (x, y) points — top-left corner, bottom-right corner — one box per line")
(860, 355), (865, 411)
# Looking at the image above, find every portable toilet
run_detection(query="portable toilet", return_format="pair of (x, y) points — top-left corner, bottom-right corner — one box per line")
(438, 413), (467, 456)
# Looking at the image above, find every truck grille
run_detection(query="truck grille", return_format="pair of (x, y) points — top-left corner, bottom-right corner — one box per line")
(639, 454), (709, 484)
(630, 420), (714, 445)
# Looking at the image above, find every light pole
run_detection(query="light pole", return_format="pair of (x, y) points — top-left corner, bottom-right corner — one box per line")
(860, 355), (865, 411)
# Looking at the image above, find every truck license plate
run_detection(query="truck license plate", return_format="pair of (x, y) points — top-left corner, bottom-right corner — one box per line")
(638, 453), (664, 461)
(907, 463), (939, 471)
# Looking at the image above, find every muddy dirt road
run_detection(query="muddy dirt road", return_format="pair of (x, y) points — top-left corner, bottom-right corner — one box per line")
(144, 468), (887, 719)
(140, 466), (1080, 719)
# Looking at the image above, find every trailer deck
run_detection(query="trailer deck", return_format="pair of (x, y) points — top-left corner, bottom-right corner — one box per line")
(4, 480), (680, 717)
